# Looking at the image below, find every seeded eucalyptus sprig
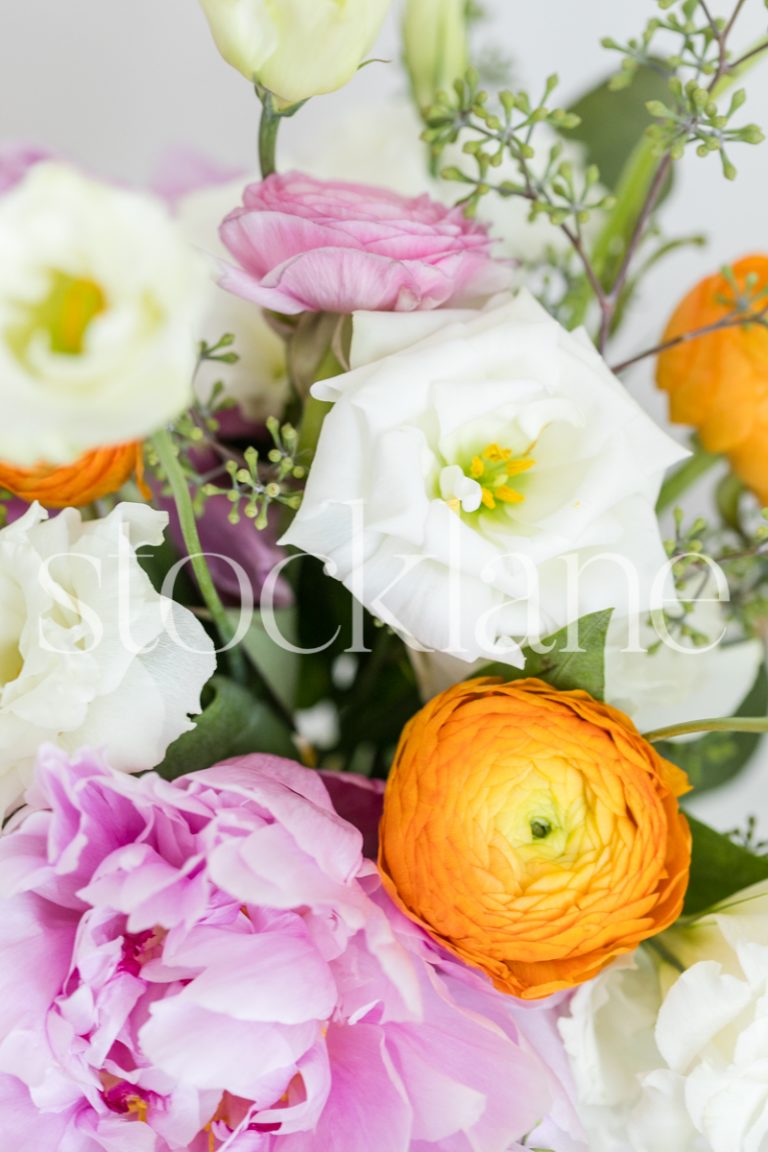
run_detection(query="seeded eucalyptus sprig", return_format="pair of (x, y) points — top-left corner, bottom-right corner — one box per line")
(425, 71), (614, 226)
(424, 0), (767, 350)
(604, 0), (765, 180)
(611, 261), (768, 373)
(146, 333), (306, 531)
(200, 418), (305, 530)
(654, 499), (768, 646)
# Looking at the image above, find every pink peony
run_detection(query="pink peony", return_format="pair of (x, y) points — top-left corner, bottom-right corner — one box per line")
(0, 746), (582, 1151)
(218, 172), (508, 315)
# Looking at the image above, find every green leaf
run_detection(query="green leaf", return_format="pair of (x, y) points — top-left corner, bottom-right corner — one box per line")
(478, 609), (613, 700)
(155, 675), (297, 780)
(684, 815), (768, 916)
(564, 62), (675, 193)
(234, 608), (300, 714)
(660, 665), (768, 794)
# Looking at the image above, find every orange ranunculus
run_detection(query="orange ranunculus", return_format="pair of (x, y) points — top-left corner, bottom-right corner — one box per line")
(656, 254), (768, 503)
(379, 678), (691, 1001)
(0, 442), (145, 508)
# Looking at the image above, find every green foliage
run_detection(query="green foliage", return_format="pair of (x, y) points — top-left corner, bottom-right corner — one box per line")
(289, 556), (422, 777)
(423, 69), (614, 228)
(684, 813), (768, 915)
(565, 62), (676, 192)
(145, 330), (307, 532)
(478, 609), (614, 701)
(154, 675), (298, 780)
(603, 0), (765, 180)
(660, 665), (768, 793)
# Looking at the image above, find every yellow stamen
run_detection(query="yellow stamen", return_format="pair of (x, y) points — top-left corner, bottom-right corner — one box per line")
(469, 456), (485, 478)
(126, 1096), (148, 1124)
(504, 456), (535, 477)
(485, 443), (510, 462)
(496, 484), (525, 505)
(481, 487), (496, 510)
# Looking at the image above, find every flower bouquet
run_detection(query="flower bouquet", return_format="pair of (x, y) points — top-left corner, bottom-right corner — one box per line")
(2, 1), (768, 1148)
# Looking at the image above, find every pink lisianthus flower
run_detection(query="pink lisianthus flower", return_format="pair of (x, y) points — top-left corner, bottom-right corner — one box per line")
(0, 746), (573, 1152)
(218, 172), (510, 316)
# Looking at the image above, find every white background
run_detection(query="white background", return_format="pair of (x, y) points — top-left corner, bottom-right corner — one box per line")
(1, 0), (767, 832)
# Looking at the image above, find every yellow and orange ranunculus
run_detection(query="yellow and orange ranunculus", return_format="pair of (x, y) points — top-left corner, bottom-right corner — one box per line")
(0, 442), (145, 508)
(656, 254), (768, 504)
(379, 678), (691, 1001)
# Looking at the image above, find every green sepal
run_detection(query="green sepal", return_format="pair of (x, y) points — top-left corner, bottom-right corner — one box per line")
(476, 608), (613, 700)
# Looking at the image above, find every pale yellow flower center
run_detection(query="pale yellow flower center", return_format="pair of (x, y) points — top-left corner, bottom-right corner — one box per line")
(468, 442), (535, 511)
(440, 441), (535, 516)
(9, 269), (106, 361)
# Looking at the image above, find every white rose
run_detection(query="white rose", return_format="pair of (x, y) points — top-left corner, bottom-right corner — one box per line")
(176, 178), (290, 422)
(0, 162), (208, 467)
(197, 0), (391, 105)
(0, 502), (216, 817)
(560, 882), (768, 1152)
(283, 291), (687, 666)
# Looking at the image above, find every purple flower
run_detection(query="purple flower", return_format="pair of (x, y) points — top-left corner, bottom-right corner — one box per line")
(0, 747), (584, 1151)
(219, 172), (509, 316)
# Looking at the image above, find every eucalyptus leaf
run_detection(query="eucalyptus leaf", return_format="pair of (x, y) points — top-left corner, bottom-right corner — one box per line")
(564, 62), (674, 194)
(155, 675), (297, 780)
(684, 814), (768, 916)
(660, 665), (768, 794)
(478, 609), (613, 700)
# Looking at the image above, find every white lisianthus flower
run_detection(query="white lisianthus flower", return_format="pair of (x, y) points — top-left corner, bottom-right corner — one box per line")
(283, 292), (687, 666)
(0, 162), (208, 466)
(604, 599), (764, 736)
(197, 0), (391, 105)
(0, 502), (216, 817)
(560, 881), (768, 1152)
(175, 177), (290, 422)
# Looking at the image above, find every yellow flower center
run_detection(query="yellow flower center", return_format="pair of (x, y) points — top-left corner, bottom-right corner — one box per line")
(8, 269), (106, 362)
(469, 443), (535, 510)
(125, 1095), (149, 1123)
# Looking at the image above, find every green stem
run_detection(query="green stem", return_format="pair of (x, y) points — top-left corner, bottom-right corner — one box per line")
(297, 396), (333, 464)
(656, 447), (721, 514)
(258, 92), (280, 179)
(644, 716), (768, 742)
(151, 429), (247, 683)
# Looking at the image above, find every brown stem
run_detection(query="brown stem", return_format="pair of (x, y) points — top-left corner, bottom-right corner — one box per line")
(729, 38), (768, 71)
(487, 176), (611, 331)
(723, 0), (747, 42)
(611, 303), (768, 374)
(699, 0), (720, 39)
(605, 154), (673, 323)
(561, 223), (611, 330)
